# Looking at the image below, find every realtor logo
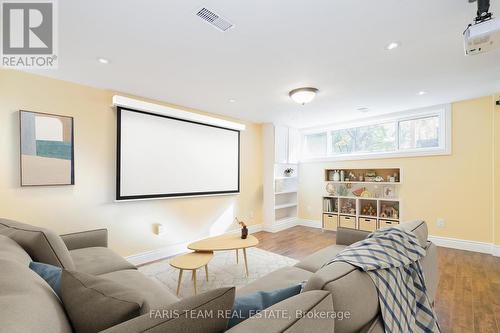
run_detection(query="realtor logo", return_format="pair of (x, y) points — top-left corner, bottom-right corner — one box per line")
(1, 0), (58, 68)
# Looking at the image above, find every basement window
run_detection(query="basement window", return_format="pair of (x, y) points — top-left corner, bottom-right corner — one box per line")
(301, 105), (451, 161)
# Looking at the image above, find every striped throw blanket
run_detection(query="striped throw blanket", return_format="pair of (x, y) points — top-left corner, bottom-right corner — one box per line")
(324, 227), (440, 333)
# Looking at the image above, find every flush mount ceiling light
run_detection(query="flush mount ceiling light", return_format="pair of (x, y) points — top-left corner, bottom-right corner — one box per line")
(289, 87), (319, 105)
(228, 98), (236, 103)
(417, 91), (428, 95)
(97, 58), (110, 64)
(385, 42), (400, 50)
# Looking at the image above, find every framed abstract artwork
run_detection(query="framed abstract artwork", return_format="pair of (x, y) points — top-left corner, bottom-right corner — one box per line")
(20, 111), (74, 186)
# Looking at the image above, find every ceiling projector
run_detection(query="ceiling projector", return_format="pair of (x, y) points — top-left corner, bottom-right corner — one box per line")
(464, 0), (500, 55)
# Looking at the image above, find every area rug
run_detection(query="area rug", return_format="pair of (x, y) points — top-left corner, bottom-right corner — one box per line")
(139, 248), (298, 298)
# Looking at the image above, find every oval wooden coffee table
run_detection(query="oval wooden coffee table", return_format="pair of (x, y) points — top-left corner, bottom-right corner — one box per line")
(169, 251), (214, 295)
(188, 234), (259, 277)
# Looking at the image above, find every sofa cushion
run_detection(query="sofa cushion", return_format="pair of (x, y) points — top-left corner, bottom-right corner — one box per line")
(295, 244), (347, 272)
(100, 269), (179, 313)
(61, 270), (144, 333)
(100, 287), (236, 333)
(0, 234), (32, 265)
(30, 261), (62, 297)
(228, 283), (302, 328)
(304, 261), (379, 333)
(0, 259), (72, 333)
(0, 218), (75, 269)
(391, 220), (428, 247)
(70, 246), (136, 275)
(236, 266), (312, 296)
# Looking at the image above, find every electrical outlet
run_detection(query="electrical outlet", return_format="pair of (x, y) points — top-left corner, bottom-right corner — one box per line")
(437, 219), (445, 228)
(154, 223), (167, 236)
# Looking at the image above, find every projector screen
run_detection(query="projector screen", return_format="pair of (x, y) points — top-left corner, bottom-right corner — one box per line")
(117, 107), (240, 200)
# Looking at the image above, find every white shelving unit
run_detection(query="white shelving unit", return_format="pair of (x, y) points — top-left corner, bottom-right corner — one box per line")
(322, 168), (402, 232)
(263, 124), (300, 232)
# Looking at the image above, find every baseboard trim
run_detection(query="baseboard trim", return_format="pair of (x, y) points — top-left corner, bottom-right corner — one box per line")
(263, 218), (298, 233)
(297, 219), (322, 229)
(126, 224), (264, 266)
(492, 245), (500, 257)
(428, 235), (494, 255)
(126, 242), (190, 266)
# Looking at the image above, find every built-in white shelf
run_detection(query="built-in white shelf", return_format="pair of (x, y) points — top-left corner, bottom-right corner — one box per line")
(275, 216), (297, 224)
(322, 168), (402, 233)
(325, 181), (402, 185)
(275, 190), (297, 195)
(275, 203), (298, 210)
(263, 124), (300, 232)
(323, 195), (400, 202)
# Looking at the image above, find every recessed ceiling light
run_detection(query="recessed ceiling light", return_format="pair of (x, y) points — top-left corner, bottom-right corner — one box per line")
(289, 87), (319, 105)
(97, 58), (110, 64)
(229, 99), (236, 103)
(357, 107), (370, 112)
(385, 42), (400, 50)
(417, 91), (428, 95)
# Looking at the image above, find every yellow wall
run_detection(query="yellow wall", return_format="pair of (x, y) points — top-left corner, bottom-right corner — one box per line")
(0, 69), (263, 257)
(299, 96), (497, 243)
(495, 94), (500, 245)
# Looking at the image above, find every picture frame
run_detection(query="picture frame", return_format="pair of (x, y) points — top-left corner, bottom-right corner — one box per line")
(20, 110), (74, 186)
(382, 185), (394, 198)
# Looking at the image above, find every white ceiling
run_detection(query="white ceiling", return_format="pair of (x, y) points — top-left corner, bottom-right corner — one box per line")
(29, 0), (500, 128)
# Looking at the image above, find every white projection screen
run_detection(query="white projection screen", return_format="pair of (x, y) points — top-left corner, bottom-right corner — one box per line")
(117, 107), (240, 200)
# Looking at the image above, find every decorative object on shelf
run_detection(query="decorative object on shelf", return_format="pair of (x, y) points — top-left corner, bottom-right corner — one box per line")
(362, 203), (377, 216)
(366, 170), (376, 177)
(382, 186), (394, 198)
(380, 204), (399, 219)
(234, 218), (248, 239)
(352, 187), (366, 197)
(374, 176), (384, 182)
(340, 170), (345, 182)
(394, 172), (399, 182)
(337, 185), (348, 196)
(340, 199), (356, 215)
(325, 182), (336, 195)
(20, 110), (74, 186)
(332, 170), (340, 182)
(360, 190), (372, 198)
(358, 174), (364, 182)
(389, 176), (396, 182)
(283, 168), (294, 177)
(348, 171), (356, 180)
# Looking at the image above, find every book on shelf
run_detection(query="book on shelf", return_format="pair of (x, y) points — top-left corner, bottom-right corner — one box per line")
(323, 198), (336, 213)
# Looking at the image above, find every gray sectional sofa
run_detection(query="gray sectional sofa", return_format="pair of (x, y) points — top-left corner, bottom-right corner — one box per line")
(0, 218), (437, 333)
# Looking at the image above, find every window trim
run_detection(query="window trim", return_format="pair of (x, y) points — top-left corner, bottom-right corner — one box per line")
(300, 104), (451, 162)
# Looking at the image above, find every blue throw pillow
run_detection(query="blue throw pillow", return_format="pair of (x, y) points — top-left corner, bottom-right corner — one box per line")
(29, 261), (62, 298)
(227, 284), (302, 329)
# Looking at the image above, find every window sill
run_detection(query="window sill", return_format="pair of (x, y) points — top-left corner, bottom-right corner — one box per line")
(300, 147), (451, 163)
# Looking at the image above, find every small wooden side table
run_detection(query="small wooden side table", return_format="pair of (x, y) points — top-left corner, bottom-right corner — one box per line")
(169, 251), (214, 295)
(188, 234), (259, 277)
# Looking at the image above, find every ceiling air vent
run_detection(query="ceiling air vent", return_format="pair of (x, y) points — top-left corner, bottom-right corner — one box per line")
(196, 7), (234, 32)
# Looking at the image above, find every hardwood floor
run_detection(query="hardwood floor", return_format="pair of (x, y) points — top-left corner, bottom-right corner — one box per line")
(254, 226), (500, 333)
